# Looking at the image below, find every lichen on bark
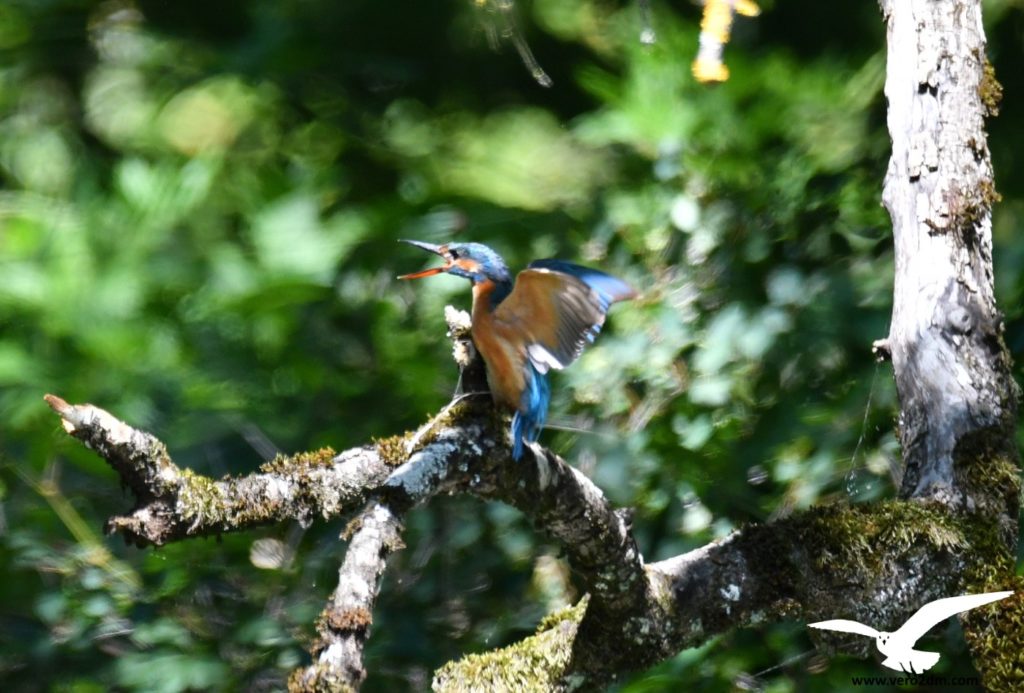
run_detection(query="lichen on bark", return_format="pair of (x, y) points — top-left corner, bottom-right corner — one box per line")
(433, 600), (586, 691)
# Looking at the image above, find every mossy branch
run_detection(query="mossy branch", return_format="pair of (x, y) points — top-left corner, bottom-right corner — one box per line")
(45, 393), (392, 547)
(46, 300), (1020, 689)
(437, 498), (1017, 688)
(292, 501), (406, 691)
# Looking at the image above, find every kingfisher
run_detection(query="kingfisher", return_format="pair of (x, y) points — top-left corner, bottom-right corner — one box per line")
(399, 240), (635, 460)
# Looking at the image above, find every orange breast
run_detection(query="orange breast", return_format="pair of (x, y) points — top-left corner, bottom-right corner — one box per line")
(471, 281), (525, 410)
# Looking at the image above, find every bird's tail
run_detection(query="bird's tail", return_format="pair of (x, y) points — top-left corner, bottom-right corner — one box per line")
(511, 365), (550, 460)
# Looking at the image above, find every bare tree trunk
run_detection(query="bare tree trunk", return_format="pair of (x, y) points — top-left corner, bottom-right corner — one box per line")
(878, 0), (1018, 519)
(875, 1), (1022, 687)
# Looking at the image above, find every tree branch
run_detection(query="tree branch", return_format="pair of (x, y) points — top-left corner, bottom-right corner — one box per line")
(436, 500), (990, 688)
(293, 500), (406, 691)
(44, 394), (392, 546)
(49, 282), (1020, 689)
(48, 385), (1015, 688)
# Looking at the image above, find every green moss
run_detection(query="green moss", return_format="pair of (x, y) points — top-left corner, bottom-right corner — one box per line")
(375, 434), (410, 466)
(979, 59), (1003, 117)
(747, 501), (966, 583)
(730, 499), (972, 638)
(422, 397), (502, 450)
(961, 576), (1024, 692)
(259, 447), (338, 475)
(784, 493), (1017, 689)
(180, 448), (339, 531)
(536, 596), (588, 633)
(959, 518), (1014, 594)
(946, 514), (1016, 689)
(434, 615), (579, 691)
(422, 400), (474, 445)
(287, 666), (357, 693)
(373, 392), (510, 468)
(978, 178), (1003, 207)
(177, 468), (226, 526)
(373, 433), (413, 467)
(149, 439), (175, 472)
(952, 177), (1001, 230)
(955, 430), (1020, 524)
(258, 454), (285, 475)
(318, 605), (373, 634)
(296, 447), (338, 467)
(432, 598), (586, 691)
(430, 500), (1012, 689)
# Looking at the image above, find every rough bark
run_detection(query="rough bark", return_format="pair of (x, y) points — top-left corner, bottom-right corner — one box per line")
(877, 0), (1021, 688)
(878, 0), (1018, 515)
(44, 394), (391, 547)
(436, 500), (990, 690)
(293, 501), (406, 690)
(51, 385), (1014, 689)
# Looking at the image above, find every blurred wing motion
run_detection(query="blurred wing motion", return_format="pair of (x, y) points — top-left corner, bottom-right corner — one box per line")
(493, 261), (635, 458)
(497, 261), (636, 374)
(896, 591), (1014, 644)
(807, 619), (880, 639)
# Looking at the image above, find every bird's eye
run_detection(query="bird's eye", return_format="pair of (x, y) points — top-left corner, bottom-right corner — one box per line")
(449, 249), (460, 259)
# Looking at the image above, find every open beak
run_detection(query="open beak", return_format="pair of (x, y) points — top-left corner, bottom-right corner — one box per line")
(398, 239), (452, 279)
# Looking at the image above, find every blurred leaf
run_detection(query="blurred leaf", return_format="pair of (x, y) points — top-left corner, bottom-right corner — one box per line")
(157, 77), (259, 155)
(115, 652), (230, 693)
(249, 194), (365, 283)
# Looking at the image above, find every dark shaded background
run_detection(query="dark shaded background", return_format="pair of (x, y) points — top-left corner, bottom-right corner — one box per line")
(1, 0), (1021, 690)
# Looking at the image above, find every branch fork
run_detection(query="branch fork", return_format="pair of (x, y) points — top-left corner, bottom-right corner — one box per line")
(45, 282), (1021, 689)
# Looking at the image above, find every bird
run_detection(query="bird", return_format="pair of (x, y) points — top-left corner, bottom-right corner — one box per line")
(808, 591), (1014, 674)
(399, 240), (635, 460)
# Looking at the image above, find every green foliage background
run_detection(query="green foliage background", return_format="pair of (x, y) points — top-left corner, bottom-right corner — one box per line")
(1, 0), (1022, 690)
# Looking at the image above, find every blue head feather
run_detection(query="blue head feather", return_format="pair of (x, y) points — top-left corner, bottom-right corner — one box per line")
(447, 243), (512, 287)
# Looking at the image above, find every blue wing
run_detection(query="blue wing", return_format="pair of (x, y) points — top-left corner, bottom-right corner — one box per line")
(527, 260), (636, 312)
(492, 262), (634, 459)
(495, 262), (634, 375)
